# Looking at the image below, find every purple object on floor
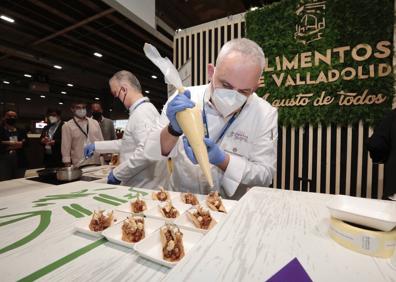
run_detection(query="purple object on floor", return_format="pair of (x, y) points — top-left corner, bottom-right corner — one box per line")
(266, 257), (312, 282)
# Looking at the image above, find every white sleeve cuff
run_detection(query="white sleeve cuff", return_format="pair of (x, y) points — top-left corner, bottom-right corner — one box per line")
(221, 154), (247, 197)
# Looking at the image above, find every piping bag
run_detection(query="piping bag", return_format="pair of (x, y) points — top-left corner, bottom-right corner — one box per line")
(143, 43), (214, 188)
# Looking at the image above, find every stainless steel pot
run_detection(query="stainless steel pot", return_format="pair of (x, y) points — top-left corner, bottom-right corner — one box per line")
(56, 167), (82, 182)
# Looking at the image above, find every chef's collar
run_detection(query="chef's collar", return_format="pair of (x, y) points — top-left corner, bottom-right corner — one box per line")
(129, 97), (149, 114)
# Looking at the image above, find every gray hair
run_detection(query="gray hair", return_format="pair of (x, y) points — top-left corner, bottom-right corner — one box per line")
(216, 38), (265, 70)
(110, 70), (142, 92)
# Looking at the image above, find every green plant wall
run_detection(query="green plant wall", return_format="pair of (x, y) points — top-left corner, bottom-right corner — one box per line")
(246, 0), (394, 126)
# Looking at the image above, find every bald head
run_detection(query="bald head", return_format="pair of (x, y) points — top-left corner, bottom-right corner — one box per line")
(216, 38), (265, 70)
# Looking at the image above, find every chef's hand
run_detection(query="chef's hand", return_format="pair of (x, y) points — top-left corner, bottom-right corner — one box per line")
(183, 137), (226, 165)
(107, 170), (121, 185)
(84, 143), (95, 158)
(166, 90), (195, 134)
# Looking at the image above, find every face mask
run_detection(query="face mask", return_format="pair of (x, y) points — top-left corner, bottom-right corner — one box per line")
(5, 117), (17, 126)
(115, 87), (129, 113)
(48, 116), (59, 124)
(92, 111), (102, 121)
(74, 109), (86, 119)
(211, 87), (247, 117)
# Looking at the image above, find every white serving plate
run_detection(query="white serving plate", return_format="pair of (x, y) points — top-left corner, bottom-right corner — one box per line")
(174, 193), (238, 214)
(134, 226), (204, 268)
(102, 217), (165, 248)
(144, 201), (191, 222)
(74, 210), (122, 237)
(174, 209), (226, 233)
(327, 195), (396, 231)
(116, 199), (157, 215)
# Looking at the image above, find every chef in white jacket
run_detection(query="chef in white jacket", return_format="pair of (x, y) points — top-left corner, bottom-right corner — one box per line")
(144, 38), (278, 199)
(84, 70), (167, 188)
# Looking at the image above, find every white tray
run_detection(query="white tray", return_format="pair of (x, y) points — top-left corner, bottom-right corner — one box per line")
(116, 199), (158, 215)
(327, 195), (396, 231)
(134, 226), (204, 268)
(74, 210), (122, 237)
(102, 217), (165, 248)
(144, 201), (191, 222)
(174, 210), (226, 233)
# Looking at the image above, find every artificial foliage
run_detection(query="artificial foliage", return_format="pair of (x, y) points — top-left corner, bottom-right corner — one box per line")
(246, 0), (394, 126)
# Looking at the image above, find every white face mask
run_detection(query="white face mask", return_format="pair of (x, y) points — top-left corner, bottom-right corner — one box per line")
(48, 116), (59, 124)
(75, 109), (87, 119)
(211, 87), (247, 117)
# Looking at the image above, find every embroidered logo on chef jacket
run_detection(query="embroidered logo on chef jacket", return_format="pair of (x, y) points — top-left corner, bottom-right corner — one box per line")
(228, 130), (249, 143)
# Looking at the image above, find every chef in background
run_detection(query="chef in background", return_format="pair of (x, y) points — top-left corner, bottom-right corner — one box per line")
(144, 38), (278, 199)
(61, 102), (103, 166)
(84, 70), (167, 188)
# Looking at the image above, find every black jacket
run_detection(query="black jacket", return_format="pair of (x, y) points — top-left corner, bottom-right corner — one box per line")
(40, 121), (64, 168)
(0, 125), (28, 168)
(367, 109), (396, 199)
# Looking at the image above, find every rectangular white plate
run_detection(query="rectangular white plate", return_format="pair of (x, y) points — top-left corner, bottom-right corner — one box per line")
(102, 217), (165, 248)
(116, 199), (157, 215)
(134, 226), (204, 268)
(174, 210), (226, 233)
(74, 210), (122, 238)
(144, 202), (191, 222)
(327, 195), (396, 231)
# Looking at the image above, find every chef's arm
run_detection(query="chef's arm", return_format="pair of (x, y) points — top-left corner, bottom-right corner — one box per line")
(160, 90), (194, 156)
(94, 139), (122, 154)
(113, 121), (154, 181)
(222, 109), (278, 197)
(160, 126), (180, 156)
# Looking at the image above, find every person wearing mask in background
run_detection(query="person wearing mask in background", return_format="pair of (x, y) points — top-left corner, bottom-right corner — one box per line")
(84, 70), (166, 188)
(144, 38), (278, 200)
(91, 102), (116, 141)
(367, 108), (396, 200)
(40, 108), (64, 168)
(90, 102), (116, 164)
(0, 110), (28, 181)
(61, 102), (103, 166)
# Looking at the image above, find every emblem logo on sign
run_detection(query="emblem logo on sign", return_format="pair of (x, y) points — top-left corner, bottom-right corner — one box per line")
(295, 0), (326, 45)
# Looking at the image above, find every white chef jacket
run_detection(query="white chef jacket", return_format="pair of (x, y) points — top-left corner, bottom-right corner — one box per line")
(144, 84), (278, 199)
(95, 97), (167, 188)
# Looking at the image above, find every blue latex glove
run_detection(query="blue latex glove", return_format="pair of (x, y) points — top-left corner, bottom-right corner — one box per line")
(183, 137), (226, 165)
(166, 90), (195, 134)
(83, 143), (95, 158)
(107, 170), (121, 185)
